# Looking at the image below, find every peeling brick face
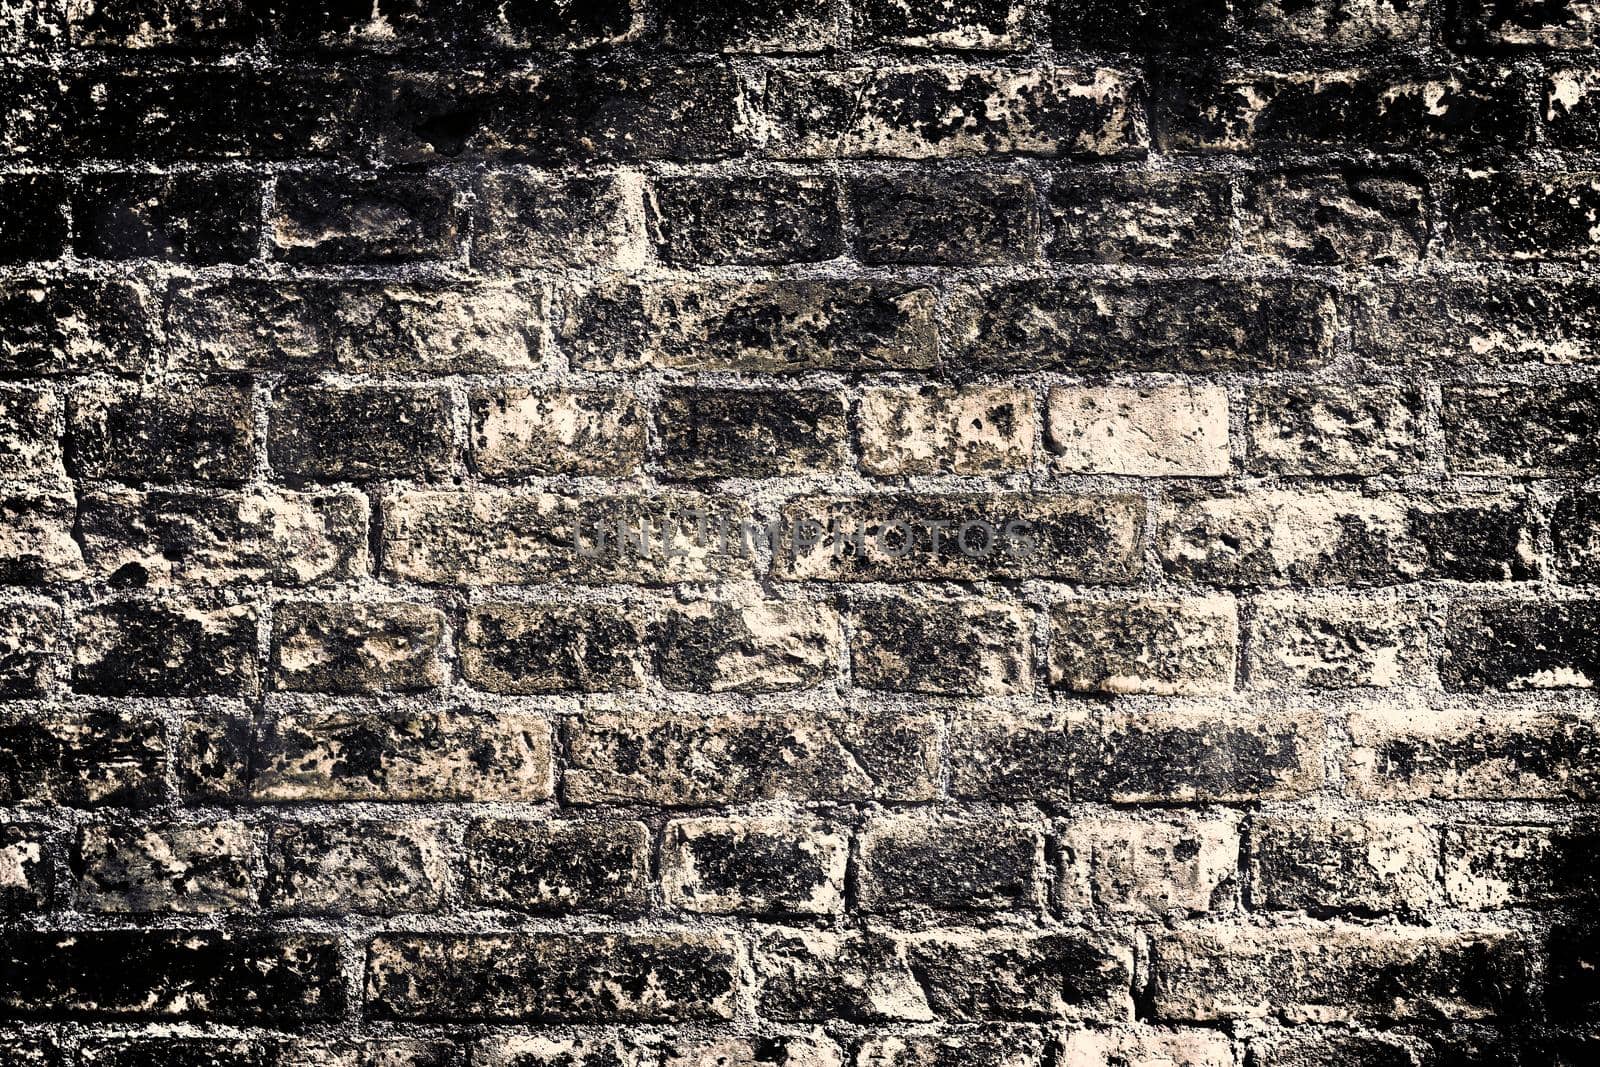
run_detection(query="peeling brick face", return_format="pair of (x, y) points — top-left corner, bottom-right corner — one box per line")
(0, 1), (1594, 1061)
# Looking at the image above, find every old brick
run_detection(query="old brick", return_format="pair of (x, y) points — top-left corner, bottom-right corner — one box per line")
(475, 1036), (648, 1067)
(1443, 599), (1600, 691)
(1047, 172), (1231, 262)
(951, 279), (1337, 374)
(1240, 170), (1427, 263)
(470, 388), (646, 478)
(79, 1037), (462, 1067)
(751, 929), (930, 1022)
(178, 709), (252, 803)
(1159, 489), (1536, 586)
(1456, 0), (1600, 47)
(65, 0), (269, 48)
(948, 705), (1093, 805)
(774, 493), (1146, 583)
(1049, 597), (1237, 696)
(659, 0), (834, 51)
(463, 602), (645, 693)
(904, 932), (1135, 1021)
(0, 824), (51, 913)
(1446, 822), (1600, 908)
(0, 175), (65, 262)
(1444, 383), (1600, 473)
(1, 0), (62, 49)
(851, 595), (1031, 696)
(0, 602), (61, 698)
(655, 387), (848, 478)
(75, 820), (259, 913)
(466, 819), (650, 912)
(0, 277), (156, 376)
(474, 171), (641, 269)
(857, 814), (1044, 912)
(1050, 0), (1229, 50)
(655, 600), (839, 693)
(647, 173), (842, 264)
(1058, 816), (1240, 915)
(1151, 926), (1526, 1022)
(285, 0), (636, 50)
(269, 386), (454, 482)
(74, 600), (258, 697)
(1249, 815), (1438, 913)
(563, 279), (937, 373)
(1544, 68), (1600, 149)
(70, 382), (254, 484)
(253, 698), (552, 802)
(1450, 171), (1600, 260)
(662, 816), (847, 915)
(563, 704), (940, 805)
(860, 0), (1033, 49)
(270, 172), (461, 263)
(268, 819), (449, 914)
(168, 280), (541, 374)
(1548, 922), (1600, 1022)
(1554, 492), (1600, 581)
(1060, 1028), (1233, 1067)
(856, 1028), (1048, 1067)
(762, 66), (1143, 158)
(72, 172), (260, 264)
(366, 932), (739, 1021)
(858, 385), (1035, 476)
(1240, 0), (1429, 47)
(1247, 595), (1433, 689)
(0, 386), (60, 481)
(1356, 277), (1600, 364)
(1048, 384), (1229, 476)
(0, 705), (167, 807)
(853, 171), (1039, 265)
(272, 601), (447, 694)
(1246, 384), (1424, 474)
(663, 1034), (844, 1067)
(0, 492), (82, 583)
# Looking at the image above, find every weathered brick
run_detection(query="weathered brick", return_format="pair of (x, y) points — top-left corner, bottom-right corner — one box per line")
(72, 172), (261, 264)
(1554, 491), (1600, 581)
(950, 279), (1337, 374)
(1355, 277), (1600, 364)
(1345, 703), (1600, 800)
(851, 594), (1032, 696)
(562, 279), (937, 373)
(655, 387), (848, 478)
(0, 277), (156, 376)
(0, 602), (61, 698)
(0, 175), (65, 262)
(0, 824), (51, 912)
(662, 816), (847, 915)
(859, 0), (1031, 48)
(852, 171), (1039, 265)
(269, 386), (454, 482)
(655, 600), (839, 693)
(475, 1035), (648, 1067)
(751, 929), (930, 1022)
(1444, 383), (1600, 473)
(0, 386), (60, 482)
(270, 172), (462, 263)
(1047, 172), (1231, 262)
(466, 819), (650, 913)
(1249, 815), (1439, 913)
(463, 602), (645, 693)
(268, 819), (449, 914)
(948, 705), (1093, 805)
(858, 385), (1035, 476)
(474, 171), (642, 269)
(1246, 384), (1424, 474)
(761, 66), (1143, 158)
(1246, 595), (1433, 689)
(74, 600), (258, 696)
(272, 601), (447, 694)
(1, 1), (62, 49)
(366, 933), (739, 1020)
(774, 493), (1146, 583)
(658, 0), (834, 51)
(0, 931), (343, 1020)
(1050, 0), (1229, 50)
(1049, 597), (1237, 696)
(75, 820), (259, 913)
(563, 705), (940, 805)
(252, 698), (552, 802)
(0, 705), (167, 807)
(1240, 170), (1427, 263)
(1086, 705), (1324, 803)
(1058, 816), (1240, 915)
(1442, 600), (1600, 691)
(1151, 926), (1526, 1022)
(647, 173), (842, 264)
(69, 382), (254, 484)
(856, 1028), (1048, 1067)
(1545, 68), (1600, 149)
(470, 388), (646, 478)
(1048, 384), (1230, 476)
(1445, 822), (1600, 908)
(0, 491), (82, 583)
(663, 1033), (844, 1067)
(1449, 171), (1600, 260)
(1059, 1027), (1234, 1067)
(1158, 489), (1536, 586)
(1456, 0), (1600, 48)
(79, 1037), (462, 1067)
(1240, 0), (1430, 47)
(1548, 922), (1600, 1022)
(283, 0), (637, 50)
(857, 814), (1044, 912)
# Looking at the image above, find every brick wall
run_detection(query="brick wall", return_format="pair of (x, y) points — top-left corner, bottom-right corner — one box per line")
(0, 0), (1596, 1063)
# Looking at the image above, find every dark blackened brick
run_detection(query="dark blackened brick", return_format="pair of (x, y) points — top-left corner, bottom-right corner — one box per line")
(0, 931), (343, 1021)
(283, 0), (636, 50)
(1249, 815), (1439, 913)
(72, 172), (260, 264)
(751, 929), (923, 1021)
(1457, 0), (1600, 49)
(0, 278), (157, 376)
(859, 0), (1032, 49)
(0, 601), (61, 697)
(1240, 170), (1428, 264)
(1052, 0), (1230, 50)
(473, 172), (639, 269)
(654, 601), (838, 693)
(654, 388), (848, 478)
(1546, 923), (1600, 1022)
(1084, 707), (1324, 803)
(78, 1037), (462, 1067)
(657, 0), (834, 51)
(1449, 171), (1600, 260)
(75, 821), (260, 913)
(1443, 383), (1600, 473)
(0, 706), (167, 807)
(74, 601), (258, 697)
(69, 382), (254, 485)
(1555, 492), (1600, 582)
(662, 816), (846, 915)
(270, 173), (462, 264)
(850, 594), (1031, 696)
(466, 819), (650, 912)
(461, 602), (646, 693)
(67, 0), (271, 49)
(904, 932), (1133, 1020)
(269, 386), (454, 482)
(1544, 68), (1600, 148)
(858, 1031), (1051, 1067)
(0, 2), (64, 50)
(1443, 600), (1600, 691)
(1246, 384), (1425, 475)
(366, 932), (739, 1020)
(1240, 0), (1430, 49)
(0, 67), (64, 159)
(1446, 822), (1600, 908)
(272, 602), (447, 694)
(0, 824), (51, 912)
(1050, 597), (1237, 696)
(268, 819), (448, 914)
(853, 170), (1038, 265)
(1047, 172), (1230, 262)
(857, 815), (1043, 912)
(1355, 277), (1600, 364)
(646, 173), (842, 265)
(0, 175), (65, 262)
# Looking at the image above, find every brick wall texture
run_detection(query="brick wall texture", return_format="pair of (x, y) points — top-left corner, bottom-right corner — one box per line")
(0, 0), (1597, 1064)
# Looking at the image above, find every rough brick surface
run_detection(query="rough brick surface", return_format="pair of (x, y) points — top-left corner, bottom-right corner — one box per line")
(3, 0), (1593, 1059)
